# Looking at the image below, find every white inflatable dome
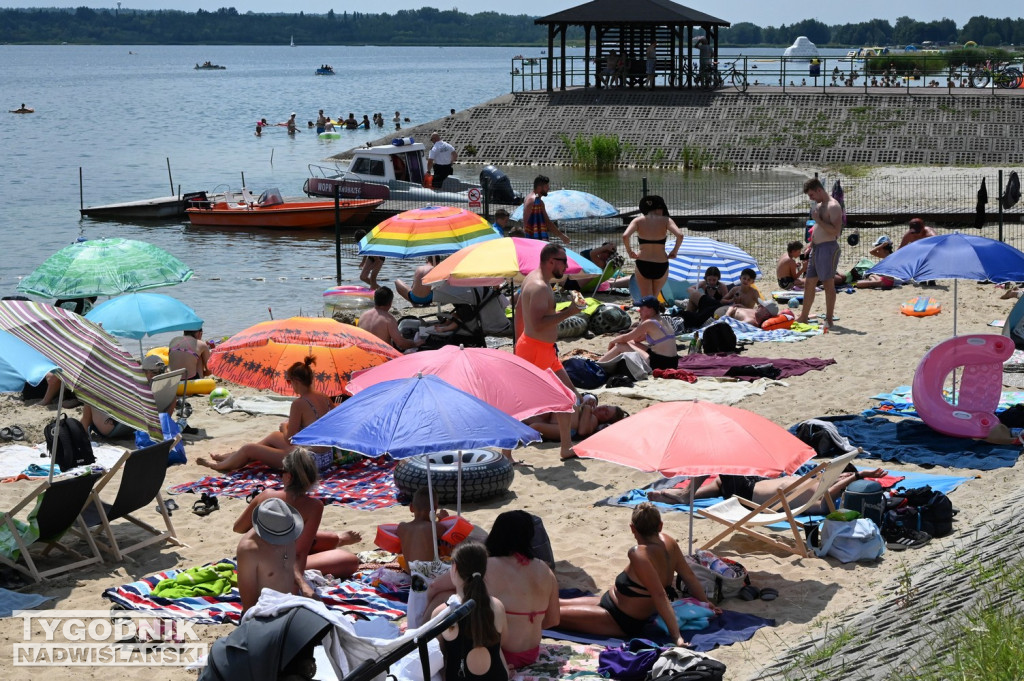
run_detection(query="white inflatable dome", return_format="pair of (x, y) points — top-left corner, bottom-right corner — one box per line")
(783, 36), (819, 59)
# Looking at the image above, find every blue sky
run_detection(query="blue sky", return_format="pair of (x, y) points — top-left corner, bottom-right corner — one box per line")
(0, 2), (1012, 27)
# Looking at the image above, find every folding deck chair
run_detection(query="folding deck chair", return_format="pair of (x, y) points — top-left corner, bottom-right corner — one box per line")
(697, 450), (860, 558)
(0, 472), (103, 582)
(80, 438), (186, 562)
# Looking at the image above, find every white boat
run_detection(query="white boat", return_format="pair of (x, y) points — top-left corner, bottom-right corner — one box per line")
(290, 35), (295, 47)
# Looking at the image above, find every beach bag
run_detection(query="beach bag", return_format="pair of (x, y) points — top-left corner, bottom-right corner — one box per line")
(598, 638), (665, 681)
(700, 323), (737, 355)
(44, 414), (94, 471)
(680, 550), (749, 603)
(134, 413), (187, 466)
(888, 486), (957, 537)
(563, 358), (607, 389)
(809, 516), (885, 563)
(841, 479), (885, 525)
(648, 647), (727, 681)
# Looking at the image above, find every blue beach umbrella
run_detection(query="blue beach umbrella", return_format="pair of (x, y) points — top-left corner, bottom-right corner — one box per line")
(510, 189), (617, 222)
(86, 292), (203, 357)
(666, 236), (761, 286)
(0, 330), (59, 392)
(868, 233), (1024, 334)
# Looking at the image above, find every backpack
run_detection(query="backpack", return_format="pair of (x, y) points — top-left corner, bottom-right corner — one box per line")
(44, 414), (95, 471)
(680, 550), (750, 602)
(887, 486), (957, 537)
(808, 516), (885, 563)
(563, 358), (607, 390)
(700, 323), (738, 355)
(841, 479), (885, 525)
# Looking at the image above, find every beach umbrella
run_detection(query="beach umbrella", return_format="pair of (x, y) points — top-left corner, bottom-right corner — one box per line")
(509, 189), (617, 222)
(0, 330), (58, 392)
(347, 345), (575, 420)
(867, 233), (1024, 335)
(293, 374), (541, 557)
(0, 300), (163, 481)
(208, 317), (400, 396)
(18, 237), (193, 298)
(574, 400), (815, 553)
(85, 292), (203, 356)
(422, 237), (601, 286)
(666, 236), (760, 286)
(357, 206), (500, 258)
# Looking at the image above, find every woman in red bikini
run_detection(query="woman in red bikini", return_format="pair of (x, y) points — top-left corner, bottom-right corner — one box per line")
(197, 356), (333, 472)
(622, 195), (683, 302)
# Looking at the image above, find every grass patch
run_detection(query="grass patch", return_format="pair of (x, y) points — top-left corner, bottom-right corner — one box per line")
(827, 164), (871, 178)
(559, 133), (624, 170)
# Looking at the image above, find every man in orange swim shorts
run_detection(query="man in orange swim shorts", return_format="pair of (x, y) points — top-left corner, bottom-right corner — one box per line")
(515, 243), (585, 460)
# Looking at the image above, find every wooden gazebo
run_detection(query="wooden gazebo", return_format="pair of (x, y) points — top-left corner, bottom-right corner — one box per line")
(535, 0), (730, 91)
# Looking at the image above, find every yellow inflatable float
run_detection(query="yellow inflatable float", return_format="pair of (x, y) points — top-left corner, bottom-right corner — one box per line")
(146, 347), (217, 394)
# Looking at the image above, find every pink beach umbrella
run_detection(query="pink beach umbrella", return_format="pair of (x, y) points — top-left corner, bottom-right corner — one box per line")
(347, 344), (575, 420)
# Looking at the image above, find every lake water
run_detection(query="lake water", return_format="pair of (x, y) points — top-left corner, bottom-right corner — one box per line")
(0, 44), (829, 344)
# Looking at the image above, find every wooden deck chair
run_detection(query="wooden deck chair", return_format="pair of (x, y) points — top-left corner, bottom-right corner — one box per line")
(696, 450), (861, 558)
(0, 472), (103, 582)
(150, 368), (186, 413)
(80, 438), (186, 562)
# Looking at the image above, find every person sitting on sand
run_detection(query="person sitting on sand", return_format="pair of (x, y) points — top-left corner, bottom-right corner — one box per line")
(427, 510), (559, 671)
(522, 397), (627, 443)
(647, 466), (885, 513)
(776, 241), (807, 291)
(396, 256), (440, 307)
(198, 357), (332, 471)
(558, 503), (718, 645)
(236, 497), (304, 613)
(899, 217), (936, 249)
(397, 486), (455, 627)
(717, 267), (760, 314)
(598, 295), (678, 371)
(851, 236), (897, 289)
(234, 448), (360, 597)
(168, 327), (211, 381)
(80, 355), (173, 439)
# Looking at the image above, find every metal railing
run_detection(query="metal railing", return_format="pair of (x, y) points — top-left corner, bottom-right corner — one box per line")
(511, 53), (1024, 97)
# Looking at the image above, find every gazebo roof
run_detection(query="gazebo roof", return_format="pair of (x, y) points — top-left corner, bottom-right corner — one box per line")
(536, 0), (729, 26)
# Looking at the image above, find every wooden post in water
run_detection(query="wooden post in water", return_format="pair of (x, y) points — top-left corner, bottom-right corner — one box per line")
(167, 157), (174, 195)
(334, 184), (342, 285)
(79, 167), (83, 212)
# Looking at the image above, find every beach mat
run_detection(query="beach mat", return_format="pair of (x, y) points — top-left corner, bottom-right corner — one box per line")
(676, 355), (836, 381)
(792, 415), (1020, 471)
(591, 376), (782, 406)
(0, 442), (126, 481)
(168, 455), (398, 510)
(103, 559), (406, 625)
(514, 641), (605, 681)
(865, 385), (1024, 418)
(544, 609), (774, 653)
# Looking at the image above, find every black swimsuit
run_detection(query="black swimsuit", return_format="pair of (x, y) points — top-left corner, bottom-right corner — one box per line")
(635, 236), (669, 279)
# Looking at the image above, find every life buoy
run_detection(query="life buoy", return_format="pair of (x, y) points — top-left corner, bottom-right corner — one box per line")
(374, 515), (474, 553)
(901, 296), (941, 317)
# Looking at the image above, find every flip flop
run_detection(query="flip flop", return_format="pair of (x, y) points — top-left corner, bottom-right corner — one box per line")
(10, 426), (25, 441)
(760, 587), (779, 601)
(739, 585), (760, 601)
(192, 493), (219, 517)
(158, 499), (180, 515)
(244, 485), (266, 504)
(0, 427), (12, 441)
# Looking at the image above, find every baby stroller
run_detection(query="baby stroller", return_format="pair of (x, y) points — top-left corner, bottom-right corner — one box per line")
(398, 284), (511, 350)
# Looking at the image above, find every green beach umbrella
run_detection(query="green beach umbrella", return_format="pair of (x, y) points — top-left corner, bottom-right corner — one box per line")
(17, 237), (193, 298)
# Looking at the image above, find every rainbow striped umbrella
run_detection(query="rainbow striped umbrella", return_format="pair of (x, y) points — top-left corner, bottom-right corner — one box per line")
(0, 301), (163, 476)
(422, 237), (601, 286)
(358, 206), (500, 258)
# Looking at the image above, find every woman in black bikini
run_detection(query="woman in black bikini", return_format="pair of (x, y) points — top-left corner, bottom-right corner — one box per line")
(622, 195), (683, 302)
(558, 503), (717, 645)
(197, 357), (333, 472)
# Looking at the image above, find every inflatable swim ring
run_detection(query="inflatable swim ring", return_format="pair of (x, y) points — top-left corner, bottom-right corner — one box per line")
(323, 285), (374, 316)
(912, 334), (1012, 438)
(901, 296), (941, 317)
(319, 131), (341, 139)
(374, 515), (474, 553)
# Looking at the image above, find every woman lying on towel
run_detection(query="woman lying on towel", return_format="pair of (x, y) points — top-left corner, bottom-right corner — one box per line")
(234, 447), (361, 591)
(647, 467), (885, 512)
(558, 503), (719, 645)
(198, 356), (333, 471)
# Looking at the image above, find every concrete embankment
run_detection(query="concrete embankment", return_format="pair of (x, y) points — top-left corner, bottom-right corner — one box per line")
(335, 89), (1024, 170)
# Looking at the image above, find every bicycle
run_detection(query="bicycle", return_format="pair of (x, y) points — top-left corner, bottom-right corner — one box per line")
(969, 61), (1023, 89)
(698, 59), (748, 92)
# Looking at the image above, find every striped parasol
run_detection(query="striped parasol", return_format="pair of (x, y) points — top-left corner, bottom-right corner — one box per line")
(0, 300), (162, 439)
(422, 237), (601, 286)
(209, 317), (400, 395)
(358, 206), (500, 258)
(667, 236), (761, 285)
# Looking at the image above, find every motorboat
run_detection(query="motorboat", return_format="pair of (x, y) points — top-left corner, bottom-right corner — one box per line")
(194, 62), (226, 70)
(185, 188), (382, 230)
(316, 65), (335, 75)
(304, 139), (520, 212)
(81, 191), (211, 221)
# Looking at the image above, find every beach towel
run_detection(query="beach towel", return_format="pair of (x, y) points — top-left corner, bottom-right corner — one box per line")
(168, 455), (398, 510)
(591, 376), (783, 406)
(212, 394), (295, 417)
(676, 355), (836, 381)
(0, 442), (125, 480)
(103, 559), (406, 625)
(514, 642), (605, 681)
(0, 587), (52, 617)
(681, 316), (821, 344)
(151, 562), (237, 599)
(792, 415), (1021, 470)
(865, 386), (1024, 418)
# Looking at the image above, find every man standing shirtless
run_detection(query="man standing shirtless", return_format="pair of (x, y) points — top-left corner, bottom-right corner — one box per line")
(515, 244), (585, 460)
(796, 178), (843, 329)
(522, 176), (570, 244)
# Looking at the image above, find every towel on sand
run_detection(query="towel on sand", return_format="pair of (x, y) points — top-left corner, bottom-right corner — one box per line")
(676, 355), (836, 381)
(591, 377), (783, 406)
(151, 562), (237, 598)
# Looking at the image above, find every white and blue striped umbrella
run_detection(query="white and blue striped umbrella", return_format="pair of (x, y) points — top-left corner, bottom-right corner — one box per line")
(667, 237), (761, 285)
(510, 189), (617, 222)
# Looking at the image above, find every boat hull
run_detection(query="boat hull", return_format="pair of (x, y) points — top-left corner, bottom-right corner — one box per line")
(81, 191), (209, 220)
(185, 199), (383, 230)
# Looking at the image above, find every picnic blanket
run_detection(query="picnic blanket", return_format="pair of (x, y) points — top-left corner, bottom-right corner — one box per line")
(0, 442), (125, 480)
(103, 559), (406, 625)
(591, 377), (784, 406)
(168, 455), (398, 511)
(513, 642), (604, 681)
(680, 316), (822, 344)
(212, 394), (295, 417)
(865, 385), (1024, 418)
(676, 355), (836, 381)
(792, 415), (1020, 470)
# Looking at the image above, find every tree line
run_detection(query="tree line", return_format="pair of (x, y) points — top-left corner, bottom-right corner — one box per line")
(1, 8), (1021, 47)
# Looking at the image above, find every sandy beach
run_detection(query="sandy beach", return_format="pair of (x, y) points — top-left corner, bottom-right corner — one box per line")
(1, 169), (1021, 679)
